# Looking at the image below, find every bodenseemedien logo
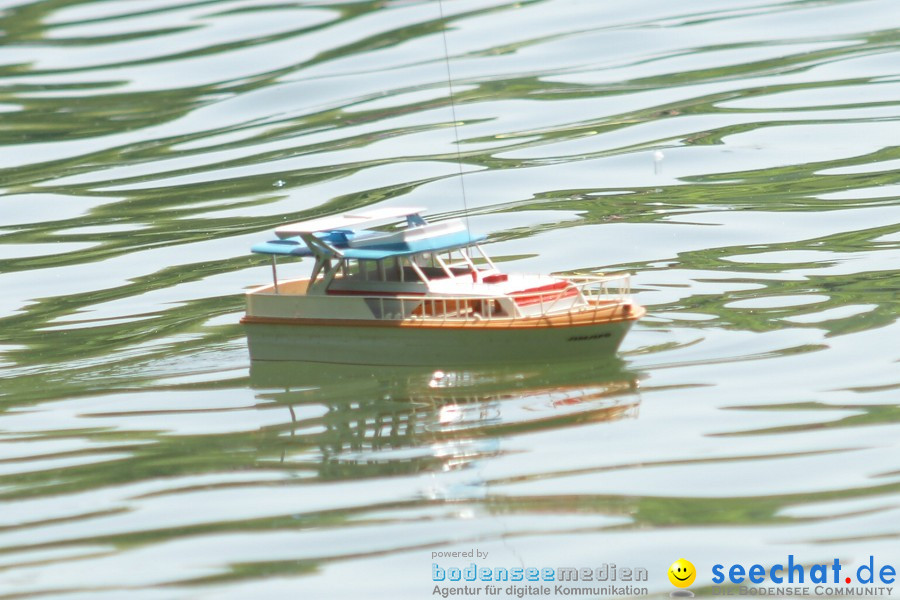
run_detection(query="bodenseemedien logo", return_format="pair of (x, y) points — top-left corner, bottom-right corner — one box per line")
(431, 562), (649, 597)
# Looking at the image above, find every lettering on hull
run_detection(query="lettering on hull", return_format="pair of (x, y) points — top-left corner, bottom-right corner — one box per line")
(567, 332), (612, 342)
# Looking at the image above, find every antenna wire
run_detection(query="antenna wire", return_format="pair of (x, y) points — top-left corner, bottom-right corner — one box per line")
(437, 0), (471, 235)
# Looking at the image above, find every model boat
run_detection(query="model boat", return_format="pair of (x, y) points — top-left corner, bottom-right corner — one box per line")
(242, 207), (644, 365)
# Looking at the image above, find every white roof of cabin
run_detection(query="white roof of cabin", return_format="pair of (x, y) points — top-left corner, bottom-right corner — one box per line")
(275, 206), (425, 237)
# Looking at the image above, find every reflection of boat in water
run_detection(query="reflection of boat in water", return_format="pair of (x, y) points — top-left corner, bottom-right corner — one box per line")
(243, 207), (644, 365)
(251, 359), (641, 478)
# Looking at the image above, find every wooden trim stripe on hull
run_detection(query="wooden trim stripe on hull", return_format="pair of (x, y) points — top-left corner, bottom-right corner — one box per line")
(241, 302), (645, 330)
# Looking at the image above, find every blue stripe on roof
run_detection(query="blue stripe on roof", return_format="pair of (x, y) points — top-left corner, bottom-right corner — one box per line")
(252, 229), (485, 259)
(251, 229), (358, 256)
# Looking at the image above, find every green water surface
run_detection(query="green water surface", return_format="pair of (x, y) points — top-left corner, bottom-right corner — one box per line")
(0, 0), (899, 597)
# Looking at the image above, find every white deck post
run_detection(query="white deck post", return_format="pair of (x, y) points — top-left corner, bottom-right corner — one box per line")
(271, 256), (279, 294)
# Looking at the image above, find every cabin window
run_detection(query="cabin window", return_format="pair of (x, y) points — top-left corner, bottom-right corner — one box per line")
(414, 253), (433, 268)
(402, 256), (431, 283)
(342, 259), (360, 278)
(338, 257), (428, 284)
(358, 259), (377, 281)
(384, 256), (404, 281)
(341, 259), (379, 281)
(433, 248), (474, 279)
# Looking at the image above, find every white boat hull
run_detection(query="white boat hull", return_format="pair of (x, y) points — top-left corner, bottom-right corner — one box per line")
(243, 317), (638, 366)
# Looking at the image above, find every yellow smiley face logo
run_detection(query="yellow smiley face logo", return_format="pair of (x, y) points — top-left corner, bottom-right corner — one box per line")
(668, 558), (696, 588)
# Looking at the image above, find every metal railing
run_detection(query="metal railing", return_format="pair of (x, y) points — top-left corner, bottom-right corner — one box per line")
(554, 272), (632, 301)
(366, 273), (632, 323)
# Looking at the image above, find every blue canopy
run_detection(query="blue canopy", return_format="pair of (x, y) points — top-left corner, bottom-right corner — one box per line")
(252, 228), (485, 259)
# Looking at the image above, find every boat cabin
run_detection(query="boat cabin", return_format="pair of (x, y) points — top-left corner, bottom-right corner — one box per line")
(315, 243), (506, 295)
(251, 207), (505, 296)
(249, 207), (593, 321)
